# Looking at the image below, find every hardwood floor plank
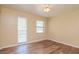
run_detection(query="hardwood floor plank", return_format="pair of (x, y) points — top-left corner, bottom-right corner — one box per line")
(0, 40), (79, 54)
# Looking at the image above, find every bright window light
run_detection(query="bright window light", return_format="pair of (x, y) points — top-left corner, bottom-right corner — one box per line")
(36, 20), (44, 33)
(18, 17), (27, 43)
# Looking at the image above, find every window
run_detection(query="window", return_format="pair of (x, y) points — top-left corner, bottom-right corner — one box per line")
(17, 17), (27, 43)
(36, 20), (44, 33)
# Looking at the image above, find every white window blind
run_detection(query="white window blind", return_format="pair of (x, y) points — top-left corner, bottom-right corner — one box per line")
(36, 20), (44, 33)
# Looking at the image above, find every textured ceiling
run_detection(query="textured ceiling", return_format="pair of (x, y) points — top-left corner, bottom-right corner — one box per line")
(1, 4), (79, 17)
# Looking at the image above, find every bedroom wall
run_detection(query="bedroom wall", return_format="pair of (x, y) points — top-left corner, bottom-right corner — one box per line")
(49, 8), (79, 48)
(0, 6), (48, 48)
(0, 6), (1, 47)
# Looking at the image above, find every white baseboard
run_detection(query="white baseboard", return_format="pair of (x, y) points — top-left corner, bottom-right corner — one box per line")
(0, 40), (45, 50)
(0, 44), (19, 50)
(0, 39), (48, 50)
(27, 39), (47, 44)
(49, 39), (79, 48)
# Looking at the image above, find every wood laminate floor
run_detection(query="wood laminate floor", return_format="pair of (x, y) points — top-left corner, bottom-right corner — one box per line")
(0, 40), (79, 54)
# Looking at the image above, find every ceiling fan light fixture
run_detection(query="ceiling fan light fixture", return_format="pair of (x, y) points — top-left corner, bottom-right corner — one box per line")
(43, 4), (52, 13)
(43, 7), (51, 12)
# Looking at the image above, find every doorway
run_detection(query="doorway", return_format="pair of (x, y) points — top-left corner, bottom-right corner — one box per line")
(17, 16), (27, 44)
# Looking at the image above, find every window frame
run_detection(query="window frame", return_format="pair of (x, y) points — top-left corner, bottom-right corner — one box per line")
(36, 20), (44, 33)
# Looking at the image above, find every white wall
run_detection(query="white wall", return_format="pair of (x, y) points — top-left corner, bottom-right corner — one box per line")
(49, 8), (79, 48)
(0, 6), (1, 47)
(0, 6), (48, 48)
